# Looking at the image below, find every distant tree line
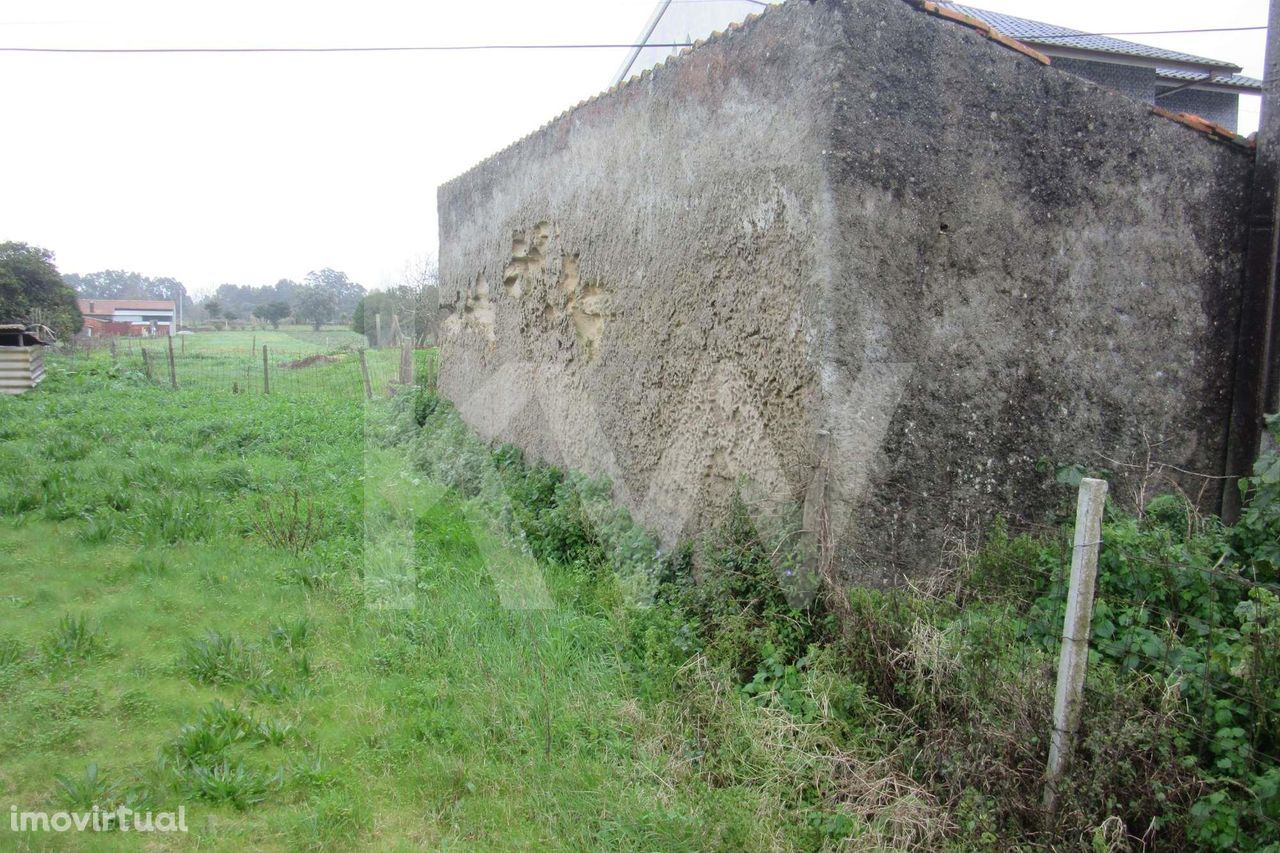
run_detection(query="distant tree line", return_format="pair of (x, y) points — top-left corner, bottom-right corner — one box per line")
(202, 269), (365, 331)
(1, 240), (439, 342)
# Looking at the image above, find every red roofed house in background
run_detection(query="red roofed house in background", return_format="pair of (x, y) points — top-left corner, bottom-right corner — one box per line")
(77, 299), (177, 337)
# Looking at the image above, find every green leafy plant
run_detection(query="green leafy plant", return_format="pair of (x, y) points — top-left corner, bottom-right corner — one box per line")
(180, 630), (268, 685)
(53, 763), (116, 809)
(43, 614), (105, 663)
(181, 761), (273, 810)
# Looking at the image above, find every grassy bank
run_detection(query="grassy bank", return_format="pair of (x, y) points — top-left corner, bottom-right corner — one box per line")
(1, 350), (1277, 849)
(0, 355), (785, 849)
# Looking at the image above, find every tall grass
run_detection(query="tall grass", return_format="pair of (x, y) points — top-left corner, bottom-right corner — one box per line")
(7, 335), (1270, 848)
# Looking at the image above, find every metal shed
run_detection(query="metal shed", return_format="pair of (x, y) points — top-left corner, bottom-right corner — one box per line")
(0, 325), (51, 395)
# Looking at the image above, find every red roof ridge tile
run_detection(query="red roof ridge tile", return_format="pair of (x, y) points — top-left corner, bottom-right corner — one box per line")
(1149, 106), (1255, 149)
(908, 0), (1051, 65)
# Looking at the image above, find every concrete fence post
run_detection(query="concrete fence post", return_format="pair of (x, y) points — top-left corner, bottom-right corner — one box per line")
(262, 345), (270, 395)
(166, 335), (178, 389)
(1043, 476), (1108, 817)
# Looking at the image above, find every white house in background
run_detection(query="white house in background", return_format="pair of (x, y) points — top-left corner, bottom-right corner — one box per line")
(612, 0), (768, 86)
(614, 1), (1261, 132)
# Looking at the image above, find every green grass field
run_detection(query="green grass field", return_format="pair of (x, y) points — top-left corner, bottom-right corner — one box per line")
(5, 340), (1279, 850)
(71, 330), (411, 400)
(0, 351), (784, 850)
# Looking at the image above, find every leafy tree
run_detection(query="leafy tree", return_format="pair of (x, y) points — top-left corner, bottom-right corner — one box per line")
(401, 254), (440, 345)
(295, 285), (336, 331)
(353, 256), (439, 345)
(272, 278), (300, 304)
(352, 289), (410, 342)
(303, 268), (364, 321)
(199, 279), (297, 323)
(203, 299), (222, 321)
(0, 242), (82, 340)
(252, 301), (290, 329)
(352, 298), (367, 335)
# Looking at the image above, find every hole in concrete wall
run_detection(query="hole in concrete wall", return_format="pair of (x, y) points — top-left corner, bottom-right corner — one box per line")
(939, 222), (950, 234)
(462, 272), (496, 341)
(503, 263), (524, 298)
(531, 221), (552, 258)
(570, 283), (609, 359)
(558, 254), (580, 299)
(504, 224), (551, 299)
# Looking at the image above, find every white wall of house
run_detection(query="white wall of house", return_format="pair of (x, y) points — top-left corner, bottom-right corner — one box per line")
(111, 310), (175, 335)
(612, 0), (779, 85)
(111, 310), (174, 323)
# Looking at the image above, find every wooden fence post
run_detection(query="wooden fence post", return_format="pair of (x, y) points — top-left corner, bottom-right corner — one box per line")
(252, 334), (256, 356)
(358, 348), (373, 400)
(166, 335), (178, 389)
(1044, 476), (1109, 817)
(141, 348), (153, 381)
(400, 341), (413, 385)
(181, 335), (185, 354)
(262, 345), (270, 395)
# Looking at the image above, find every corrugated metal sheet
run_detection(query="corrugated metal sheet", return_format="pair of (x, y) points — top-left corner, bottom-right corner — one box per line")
(0, 347), (45, 395)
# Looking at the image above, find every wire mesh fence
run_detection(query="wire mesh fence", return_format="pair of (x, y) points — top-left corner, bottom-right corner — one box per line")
(935, 488), (1280, 837)
(56, 332), (438, 400)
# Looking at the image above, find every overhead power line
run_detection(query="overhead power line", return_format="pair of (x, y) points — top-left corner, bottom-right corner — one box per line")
(0, 41), (701, 54)
(0, 23), (1264, 55)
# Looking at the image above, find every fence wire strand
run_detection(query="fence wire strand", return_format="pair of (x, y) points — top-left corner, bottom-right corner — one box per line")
(57, 334), (438, 400)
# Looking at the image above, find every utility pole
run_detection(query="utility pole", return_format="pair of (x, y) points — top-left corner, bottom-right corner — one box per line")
(1223, 0), (1280, 521)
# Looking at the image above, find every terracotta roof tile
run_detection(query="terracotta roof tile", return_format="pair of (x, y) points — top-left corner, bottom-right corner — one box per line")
(1149, 106), (1254, 148)
(910, 1), (1051, 65)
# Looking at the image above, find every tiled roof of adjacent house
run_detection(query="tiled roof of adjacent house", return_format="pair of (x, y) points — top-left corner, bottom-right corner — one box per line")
(936, 2), (1259, 89)
(1154, 69), (1263, 90)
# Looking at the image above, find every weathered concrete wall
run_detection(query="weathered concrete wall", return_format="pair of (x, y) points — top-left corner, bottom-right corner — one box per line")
(821, 0), (1251, 582)
(437, 4), (841, 546)
(438, 0), (1253, 582)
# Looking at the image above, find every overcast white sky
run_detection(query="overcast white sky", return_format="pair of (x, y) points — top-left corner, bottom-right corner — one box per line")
(0, 0), (1267, 297)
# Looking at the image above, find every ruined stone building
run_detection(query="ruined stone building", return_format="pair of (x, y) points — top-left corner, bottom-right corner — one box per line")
(437, 0), (1255, 582)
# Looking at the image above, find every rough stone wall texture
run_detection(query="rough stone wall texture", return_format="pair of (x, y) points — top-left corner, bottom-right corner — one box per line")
(821, 0), (1251, 582)
(437, 0), (1253, 583)
(437, 3), (838, 547)
(1157, 89), (1241, 132)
